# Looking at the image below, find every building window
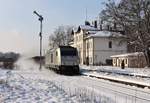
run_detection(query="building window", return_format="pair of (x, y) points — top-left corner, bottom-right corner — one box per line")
(118, 59), (120, 66)
(106, 59), (112, 65)
(125, 59), (128, 64)
(51, 54), (53, 63)
(76, 36), (77, 41)
(56, 51), (58, 56)
(109, 41), (112, 48)
(113, 58), (116, 64)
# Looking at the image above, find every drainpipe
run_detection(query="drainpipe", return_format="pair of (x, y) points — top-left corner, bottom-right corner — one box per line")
(93, 38), (94, 65)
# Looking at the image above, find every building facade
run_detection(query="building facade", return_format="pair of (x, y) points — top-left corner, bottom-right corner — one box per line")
(85, 31), (127, 65)
(111, 52), (147, 68)
(70, 25), (99, 64)
(70, 24), (127, 65)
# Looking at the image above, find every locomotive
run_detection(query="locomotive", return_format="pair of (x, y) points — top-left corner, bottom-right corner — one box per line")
(45, 46), (80, 75)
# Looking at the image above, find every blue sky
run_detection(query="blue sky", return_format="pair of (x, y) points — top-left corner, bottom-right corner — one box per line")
(0, 0), (106, 55)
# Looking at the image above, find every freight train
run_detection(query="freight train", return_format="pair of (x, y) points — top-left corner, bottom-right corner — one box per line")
(45, 46), (80, 75)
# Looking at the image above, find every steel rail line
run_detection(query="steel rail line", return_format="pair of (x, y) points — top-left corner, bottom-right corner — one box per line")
(81, 74), (150, 102)
(12, 71), (150, 102)
(82, 73), (150, 95)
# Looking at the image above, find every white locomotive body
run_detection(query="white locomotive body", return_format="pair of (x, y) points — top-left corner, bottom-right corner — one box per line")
(45, 46), (79, 74)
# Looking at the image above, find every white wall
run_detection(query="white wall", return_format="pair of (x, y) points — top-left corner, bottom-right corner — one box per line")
(85, 38), (93, 65)
(72, 29), (127, 65)
(93, 37), (127, 64)
(73, 30), (86, 64)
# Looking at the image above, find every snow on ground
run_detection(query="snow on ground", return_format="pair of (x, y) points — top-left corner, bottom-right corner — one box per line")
(81, 65), (150, 76)
(0, 58), (114, 103)
(0, 69), (78, 103)
(0, 57), (150, 103)
(80, 65), (150, 86)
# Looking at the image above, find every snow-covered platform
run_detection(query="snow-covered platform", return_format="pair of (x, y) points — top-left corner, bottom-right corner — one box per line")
(81, 65), (150, 88)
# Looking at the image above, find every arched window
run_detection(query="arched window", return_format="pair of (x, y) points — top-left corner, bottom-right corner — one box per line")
(56, 51), (58, 56)
(109, 41), (112, 48)
(51, 54), (53, 63)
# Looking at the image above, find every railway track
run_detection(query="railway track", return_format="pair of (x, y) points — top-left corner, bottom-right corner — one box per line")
(8, 69), (150, 103)
(81, 73), (150, 102)
(82, 72), (150, 89)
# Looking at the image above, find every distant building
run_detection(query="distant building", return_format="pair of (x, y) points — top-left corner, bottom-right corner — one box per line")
(70, 22), (127, 65)
(111, 52), (147, 68)
(70, 24), (99, 65)
(85, 31), (127, 65)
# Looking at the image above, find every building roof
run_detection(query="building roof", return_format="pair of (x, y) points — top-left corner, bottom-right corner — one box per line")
(85, 31), (125, 39)
(73, 25), (99, 33)
(59, 45), (75, 49)
(86, 31), (99, 34)
(91, 31), (124, 38)
(79, 25), (99, 31)
(110, 52), (144, 58)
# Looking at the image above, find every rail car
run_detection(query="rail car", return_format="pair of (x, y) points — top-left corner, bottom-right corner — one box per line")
(45, 46), (79, 75)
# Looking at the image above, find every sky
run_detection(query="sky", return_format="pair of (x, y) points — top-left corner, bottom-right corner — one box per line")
(0, 0), (106, 56)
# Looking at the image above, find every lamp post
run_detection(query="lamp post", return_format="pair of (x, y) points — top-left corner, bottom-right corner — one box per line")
(33, 11), (43, 69)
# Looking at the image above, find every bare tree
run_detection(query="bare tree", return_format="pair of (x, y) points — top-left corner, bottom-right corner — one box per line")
(49, 25), (74, 48)
(100, 0), (150, 67)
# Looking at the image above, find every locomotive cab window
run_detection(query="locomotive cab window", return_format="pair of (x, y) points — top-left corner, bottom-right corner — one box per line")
(61, 49), (77, 56)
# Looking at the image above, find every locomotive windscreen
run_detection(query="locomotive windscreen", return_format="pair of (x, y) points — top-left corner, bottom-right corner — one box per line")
(60, 48), (77, 56)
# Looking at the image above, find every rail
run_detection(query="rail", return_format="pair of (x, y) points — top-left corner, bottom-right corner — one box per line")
(82, 73), (150, 102)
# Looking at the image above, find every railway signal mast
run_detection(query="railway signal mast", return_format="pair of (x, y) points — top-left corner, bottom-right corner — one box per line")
(33, 11), (43, 69)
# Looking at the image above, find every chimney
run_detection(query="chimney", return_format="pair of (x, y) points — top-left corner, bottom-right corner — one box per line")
(71, 30), (74, 35)
(94, 20), (97, 28)
(85, 21), (90, 26)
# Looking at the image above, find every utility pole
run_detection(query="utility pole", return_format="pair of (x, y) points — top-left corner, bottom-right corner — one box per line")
(33, 11), (43, 69)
